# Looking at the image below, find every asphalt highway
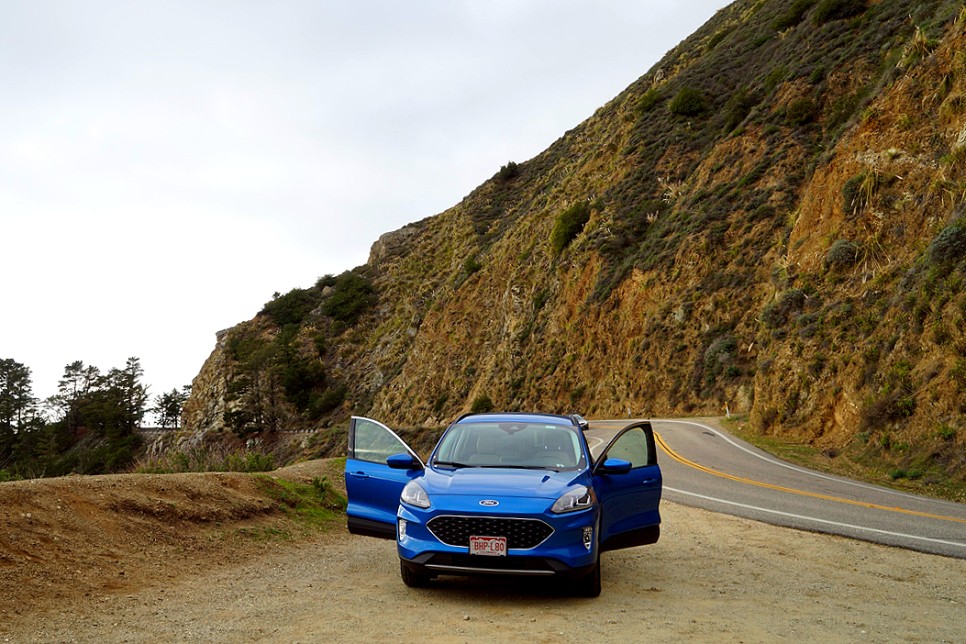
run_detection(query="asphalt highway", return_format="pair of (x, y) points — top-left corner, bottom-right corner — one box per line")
(587, 418), (966, 559)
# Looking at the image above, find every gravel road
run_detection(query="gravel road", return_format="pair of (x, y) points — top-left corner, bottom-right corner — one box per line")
(4, 500), (964, 643)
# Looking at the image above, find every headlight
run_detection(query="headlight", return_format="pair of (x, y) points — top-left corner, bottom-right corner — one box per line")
(551, 485), (596, 513)
(401, 480), (430, 509)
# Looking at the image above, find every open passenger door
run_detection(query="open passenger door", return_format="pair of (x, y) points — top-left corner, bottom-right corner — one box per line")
(345, 416), (424, 539)
(592, 421), (663, 551)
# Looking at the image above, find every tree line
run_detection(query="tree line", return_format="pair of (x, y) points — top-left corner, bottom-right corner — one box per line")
(0, 357), (189, 480)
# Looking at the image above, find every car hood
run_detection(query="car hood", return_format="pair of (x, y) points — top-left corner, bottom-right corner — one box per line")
(422, 466), (585, 500)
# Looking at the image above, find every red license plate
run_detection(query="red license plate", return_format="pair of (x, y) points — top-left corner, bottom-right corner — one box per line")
(469, 535), (507, 557)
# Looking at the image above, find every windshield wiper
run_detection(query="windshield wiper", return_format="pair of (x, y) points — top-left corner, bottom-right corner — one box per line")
(433, 460), (475, 469)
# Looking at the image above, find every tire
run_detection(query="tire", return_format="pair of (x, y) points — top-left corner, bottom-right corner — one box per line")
(400, 560), (430, 588)
(575, 556), (602, 597)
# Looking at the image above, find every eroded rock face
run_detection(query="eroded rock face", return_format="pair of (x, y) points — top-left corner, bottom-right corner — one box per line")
(182, 1), (966, 484)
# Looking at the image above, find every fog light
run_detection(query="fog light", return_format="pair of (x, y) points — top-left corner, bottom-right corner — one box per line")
(582, 526), (593, 551)
(398, 519), (408, 540)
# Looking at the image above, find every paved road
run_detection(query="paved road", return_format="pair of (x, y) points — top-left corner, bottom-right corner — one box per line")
(587, 418), (966, 559)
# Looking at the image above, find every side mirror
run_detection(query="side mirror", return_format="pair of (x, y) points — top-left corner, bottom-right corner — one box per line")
(386, 452), (422, 470)
(597, 457), (632, 475)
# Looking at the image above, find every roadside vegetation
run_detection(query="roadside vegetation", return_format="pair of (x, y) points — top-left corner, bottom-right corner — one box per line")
(253, 474), (347, 534)
(723, 415), (966, 503)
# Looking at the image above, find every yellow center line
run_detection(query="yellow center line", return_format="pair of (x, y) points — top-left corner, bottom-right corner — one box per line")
(655, 431), (966, 525)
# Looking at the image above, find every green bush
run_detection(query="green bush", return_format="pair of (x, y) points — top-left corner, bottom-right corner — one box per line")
(703, 335), (738, 384)
(927, 218), (966, 267)
(463, 255), (482, 275)
(497, 161), (519, 181)
(281, 358), (327, 411)
(550, 202), (592, 255)
(814, 0), (867, 25)
(470, 393), (494, 414)
(937, 424), (957, 441)
(669, 87), (708, 117)
(786, 98), (818, 125)
(773, 0), (817, 31)
(825, 239), (860, 271)
(636, 88), (663, 114)
(261, 288), (320, 327)
(321, 271), (376, 324)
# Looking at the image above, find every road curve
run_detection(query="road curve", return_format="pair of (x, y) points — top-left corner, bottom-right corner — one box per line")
(587, 418), (966, 559)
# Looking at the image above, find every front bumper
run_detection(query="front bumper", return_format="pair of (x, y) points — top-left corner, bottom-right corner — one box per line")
(396, 503), (599, 579)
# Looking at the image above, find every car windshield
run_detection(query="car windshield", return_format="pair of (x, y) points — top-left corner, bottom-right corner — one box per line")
(433, 421), (584, 471)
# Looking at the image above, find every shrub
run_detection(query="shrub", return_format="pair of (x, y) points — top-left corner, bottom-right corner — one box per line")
(669, 87), (708, 117)
(636, 88), (663, 114)
(703, 335), (738, 383)
(320, 271), (376, 324)
(463, 255), (482, 275)
(825, 239), (860, 271)
(926, 218), (966, 267)
(261, 288), (319, 327)
(773, 0), (817, 31)
(761, 289), (807, 328)
(937, 424), (957, 441)
(497, 161), (519, 181)
(550, 202), (592, 255)
(281, 358), (327, 411)
(813, 0), (867, 25)
(470, 393), (494, 414)
(786, 98), (818, 125)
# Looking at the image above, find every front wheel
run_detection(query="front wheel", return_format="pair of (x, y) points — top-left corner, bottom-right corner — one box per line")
(400, 560), (430, 588)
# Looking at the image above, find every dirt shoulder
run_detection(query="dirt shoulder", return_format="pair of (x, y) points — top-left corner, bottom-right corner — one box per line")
(1, 460), (963, 642)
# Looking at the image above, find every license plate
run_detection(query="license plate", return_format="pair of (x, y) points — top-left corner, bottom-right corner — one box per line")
(469, 535), (507, 557)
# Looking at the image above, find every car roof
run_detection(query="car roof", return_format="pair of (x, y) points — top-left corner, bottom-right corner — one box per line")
(454, 412), (577, 426)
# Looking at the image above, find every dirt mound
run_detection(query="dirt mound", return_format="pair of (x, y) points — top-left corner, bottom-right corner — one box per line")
(0, 460), (344, 623)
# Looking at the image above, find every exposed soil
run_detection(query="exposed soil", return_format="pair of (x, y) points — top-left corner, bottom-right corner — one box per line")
(1, 460), (963, 643)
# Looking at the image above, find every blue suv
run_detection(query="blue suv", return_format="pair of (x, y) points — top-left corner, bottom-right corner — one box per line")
(344, 412), (662, 596)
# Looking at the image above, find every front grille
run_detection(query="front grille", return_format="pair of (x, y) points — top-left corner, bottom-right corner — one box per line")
(427, 515), (554, 549)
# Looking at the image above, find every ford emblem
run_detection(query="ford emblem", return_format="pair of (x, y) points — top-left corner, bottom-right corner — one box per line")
(479, 499), (499, 507)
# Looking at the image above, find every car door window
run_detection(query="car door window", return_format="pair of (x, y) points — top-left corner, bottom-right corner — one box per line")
(351, 417), (414, 464)
(596, 424), (656, 469)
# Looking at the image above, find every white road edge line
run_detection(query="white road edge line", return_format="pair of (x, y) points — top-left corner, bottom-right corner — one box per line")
(665, 486), (966, 550)
(655, 419), (946, 504)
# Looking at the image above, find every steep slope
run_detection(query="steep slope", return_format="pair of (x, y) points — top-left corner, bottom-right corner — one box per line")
(182, 0), (966, 486)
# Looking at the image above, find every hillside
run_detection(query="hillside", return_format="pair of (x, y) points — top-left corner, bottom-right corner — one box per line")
(179, 0), (966, 488)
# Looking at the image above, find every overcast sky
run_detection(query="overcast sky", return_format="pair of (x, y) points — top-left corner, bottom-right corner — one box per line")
(0, 0), (730, 409)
